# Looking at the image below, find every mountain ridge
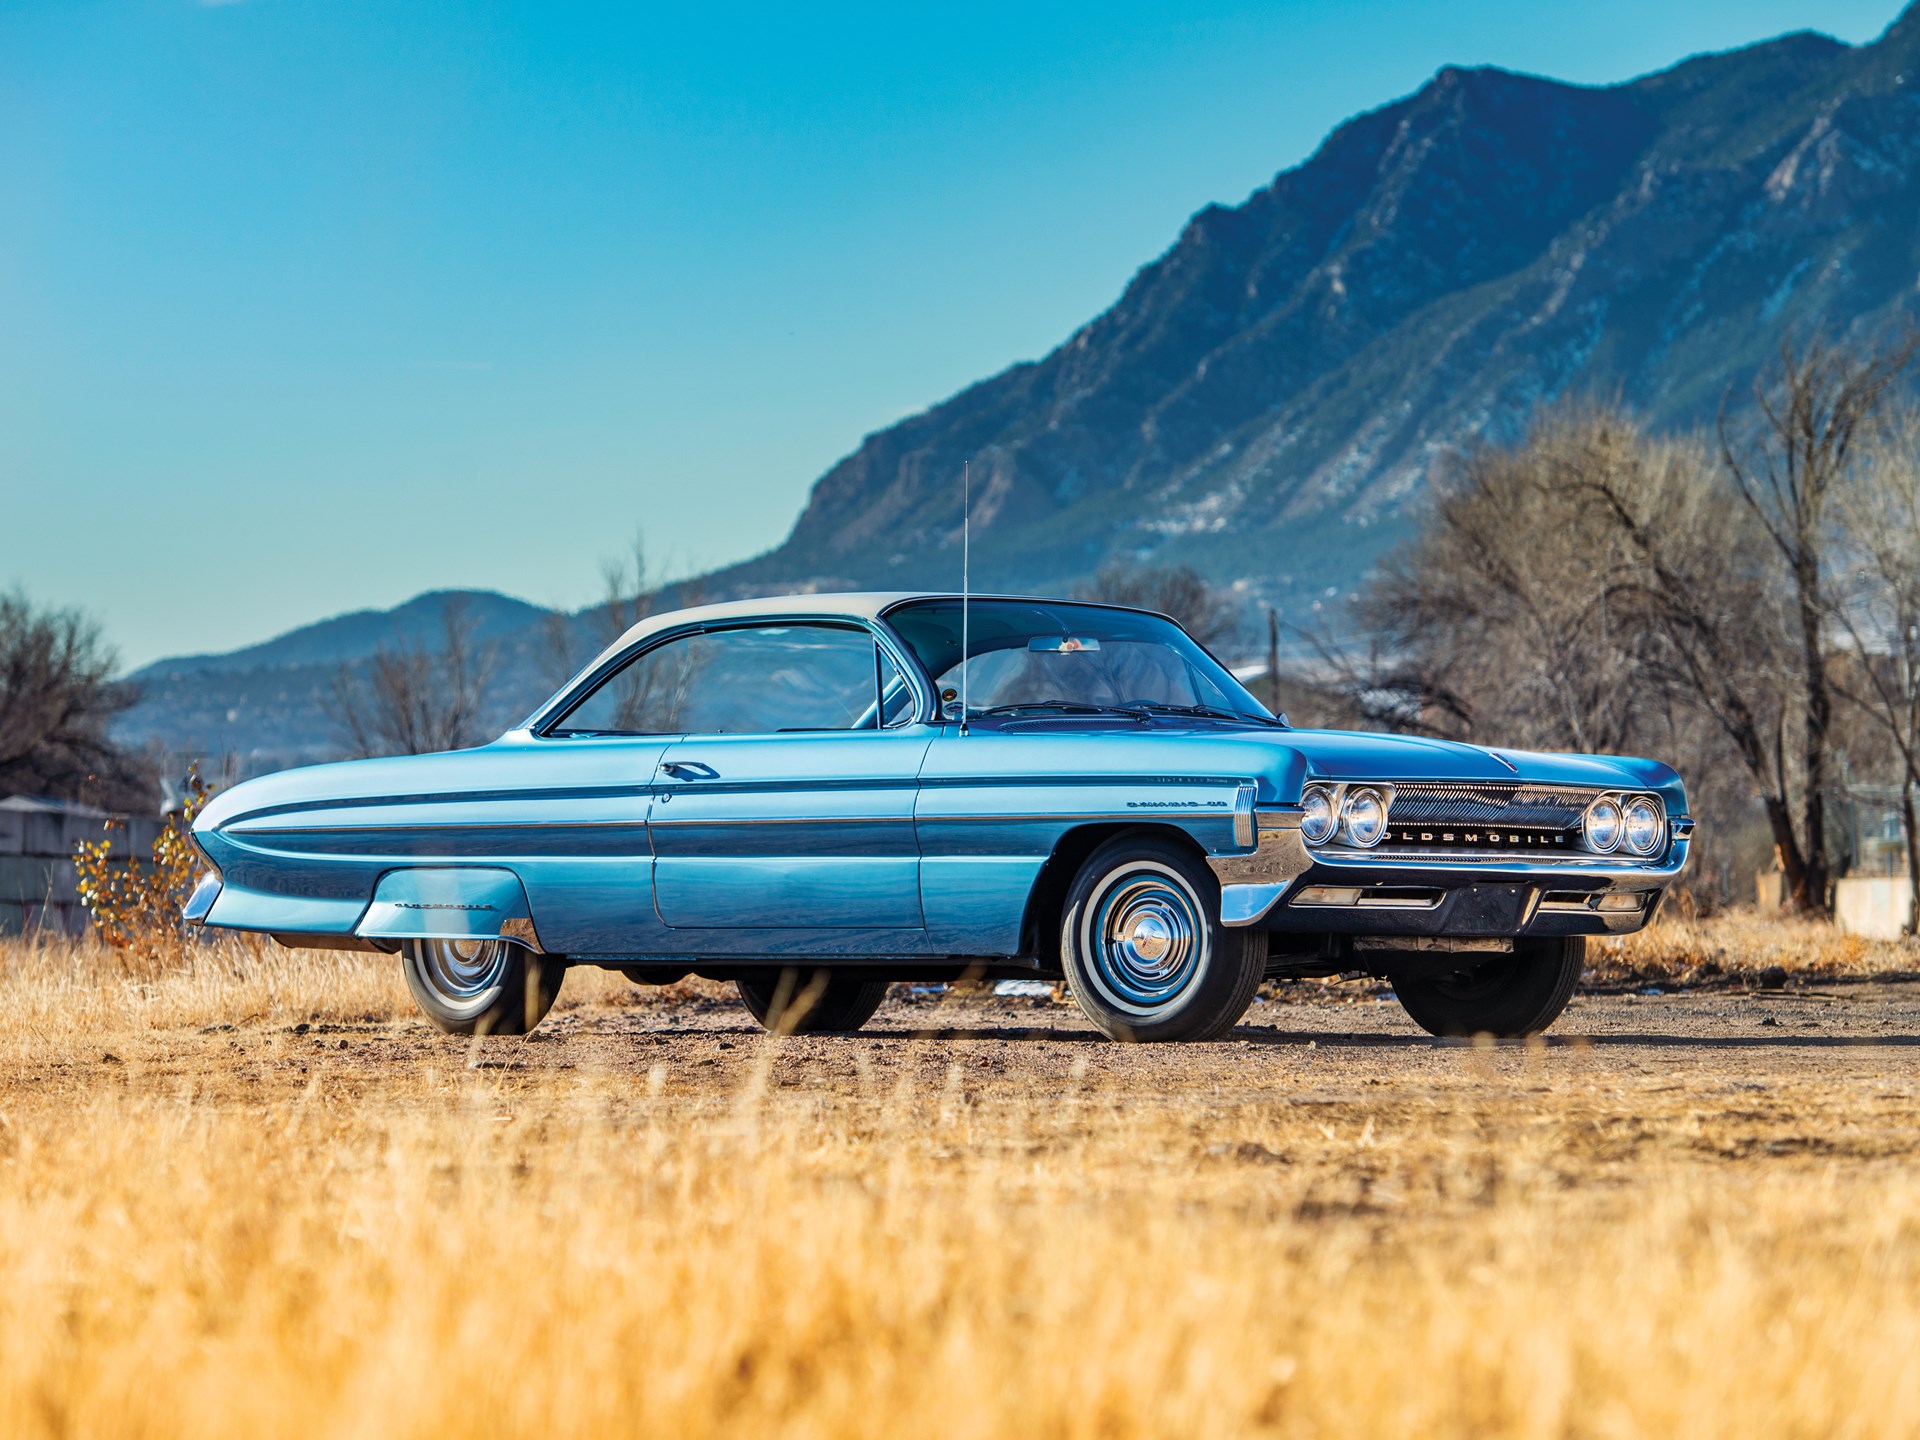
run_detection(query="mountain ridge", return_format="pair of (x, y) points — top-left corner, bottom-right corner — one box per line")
(118, 6), (1920, 770)
(686, 10), (1920, 608)
(136, 590), (553, 681)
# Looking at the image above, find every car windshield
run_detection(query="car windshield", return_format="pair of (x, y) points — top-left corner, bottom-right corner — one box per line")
(885, 599), (1276, 722)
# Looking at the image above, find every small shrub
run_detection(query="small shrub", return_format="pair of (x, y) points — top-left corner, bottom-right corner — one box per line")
(73, 768), (214, 963)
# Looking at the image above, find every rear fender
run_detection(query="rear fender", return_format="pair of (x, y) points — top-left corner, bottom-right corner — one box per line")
(356, 867), (546, 952)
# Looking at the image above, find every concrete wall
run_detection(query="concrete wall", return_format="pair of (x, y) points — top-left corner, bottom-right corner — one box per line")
(0, 804), (167, 937)
(1833, 876), (1916, 942)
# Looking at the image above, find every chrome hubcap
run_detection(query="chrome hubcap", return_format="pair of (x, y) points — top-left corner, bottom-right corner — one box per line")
(417, 938), (510, 1002)
(1126, 912), (1173, 963)
(1089, 870), (1204, 1008)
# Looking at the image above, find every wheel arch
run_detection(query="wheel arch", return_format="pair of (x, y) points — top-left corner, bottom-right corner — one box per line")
(1018, 822), (1211, 970)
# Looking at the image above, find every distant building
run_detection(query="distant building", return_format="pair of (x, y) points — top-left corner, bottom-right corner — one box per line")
(0, 796), (165, 936)
(1832, 784), (1915, 941)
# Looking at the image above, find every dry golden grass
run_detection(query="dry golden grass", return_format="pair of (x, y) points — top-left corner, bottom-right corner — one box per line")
(1591, 906), (1920, 984)
(0, 918), (1916, 1438)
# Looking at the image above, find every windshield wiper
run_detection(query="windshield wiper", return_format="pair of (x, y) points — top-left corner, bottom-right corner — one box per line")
(1128, 702), (1288, 727)
(974, 701), (1150, 721)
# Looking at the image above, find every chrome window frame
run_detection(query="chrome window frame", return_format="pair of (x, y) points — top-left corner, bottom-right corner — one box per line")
(530, 615), (939, 739)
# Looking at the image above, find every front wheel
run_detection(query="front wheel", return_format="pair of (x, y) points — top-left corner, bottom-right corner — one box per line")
(1389, 937), (1585, 1038)
(1059, 835), (1267, 1042)
(736, 969), (891, 1035)
(400, 938), (565, 1035)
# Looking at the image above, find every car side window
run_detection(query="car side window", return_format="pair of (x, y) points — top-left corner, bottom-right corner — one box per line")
(550, 624), (901, 735)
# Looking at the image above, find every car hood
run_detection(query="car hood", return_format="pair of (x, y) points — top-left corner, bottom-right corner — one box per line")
(1274, 728), (1684, 806)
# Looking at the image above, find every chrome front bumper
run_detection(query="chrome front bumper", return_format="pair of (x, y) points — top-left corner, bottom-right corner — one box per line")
(1207, 807), (1313, 925)
(1208, 808), (1693, 933)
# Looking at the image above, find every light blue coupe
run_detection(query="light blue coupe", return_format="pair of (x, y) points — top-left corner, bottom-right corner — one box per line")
(185, 593), (1691, 1042)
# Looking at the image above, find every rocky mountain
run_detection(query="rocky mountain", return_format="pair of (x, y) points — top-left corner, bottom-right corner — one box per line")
(118, 8), (1920, 770)
(697, 7), (1920, 613)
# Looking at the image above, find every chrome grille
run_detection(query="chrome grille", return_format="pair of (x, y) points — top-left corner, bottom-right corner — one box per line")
(1370, 783), (1597, 856)
(1386, 783), (1596, 830)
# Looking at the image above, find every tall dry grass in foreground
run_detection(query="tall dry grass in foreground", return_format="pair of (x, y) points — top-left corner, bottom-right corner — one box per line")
(0, 925), (1914, 1438)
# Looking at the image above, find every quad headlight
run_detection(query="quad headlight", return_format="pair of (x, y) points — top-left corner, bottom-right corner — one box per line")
(1339, 786), (1389, 848)
(1299, 782), (1393, 848)
(1300, 784), (1339, 845)
(1583, 795), (1624, 853)
(1583, 792), (1665, 856)
(1621, 795), (1665, 856)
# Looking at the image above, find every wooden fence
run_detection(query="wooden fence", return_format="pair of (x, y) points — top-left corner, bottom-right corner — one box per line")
(0, 798), (166, 937)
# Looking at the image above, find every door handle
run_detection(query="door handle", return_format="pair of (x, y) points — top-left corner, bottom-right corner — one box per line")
(659, 760), (720, 781)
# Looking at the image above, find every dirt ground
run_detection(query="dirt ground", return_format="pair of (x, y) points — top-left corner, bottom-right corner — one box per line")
(35, 972), (1920, 1118)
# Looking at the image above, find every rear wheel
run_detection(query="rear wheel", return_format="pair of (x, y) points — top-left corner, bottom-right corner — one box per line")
(736, 969), (891, 1035)
(400, 938), (565, 1035)
(1390, 937), (1585, 1038)
(1059, 834), (1267, 1042)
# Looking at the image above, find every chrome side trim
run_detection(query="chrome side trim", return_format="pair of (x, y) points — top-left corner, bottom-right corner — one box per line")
(233, 818), (652, 835)
(934, 809), (1243, 824)
(648, 814), (917, 827)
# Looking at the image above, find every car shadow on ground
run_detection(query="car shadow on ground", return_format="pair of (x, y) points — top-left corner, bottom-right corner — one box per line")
(581, 1020), (1920, 1049)
(851, 1024), (1920, 1049)
(1231, 1027), (1920, 1050)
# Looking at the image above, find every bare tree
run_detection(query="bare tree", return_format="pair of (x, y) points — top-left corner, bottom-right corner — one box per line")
(1323, 402), (1802, 907)
(1719, 331), (1917, 910)
(595, 532), (658, 644)
(585, 539), (716, 732)
(540, 531), (663, 691)
(1305, 345), (1920, 915)
(1556, 419), (1804, 907)
(1077, 562), (1239, 648)
(328, 598), (498, 757)
(0, 591), (152, 809)
(1358, 411), (1670, 755)
(1830, 408), (1920, 933)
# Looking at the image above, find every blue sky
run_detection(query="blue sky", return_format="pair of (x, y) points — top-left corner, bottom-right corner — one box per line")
(0, 0), (1905, 667)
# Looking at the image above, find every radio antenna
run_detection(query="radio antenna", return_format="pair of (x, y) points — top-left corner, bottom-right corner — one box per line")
(960, 459), (971, 736)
